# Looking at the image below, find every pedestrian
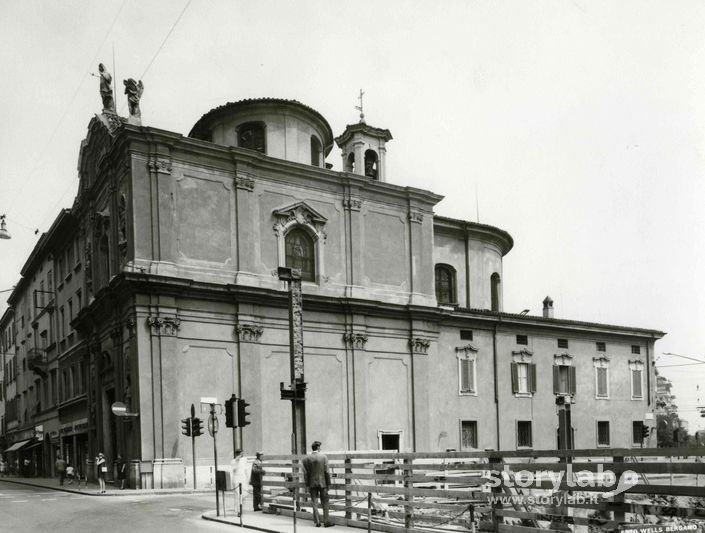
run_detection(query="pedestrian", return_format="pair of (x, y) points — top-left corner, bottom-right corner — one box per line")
(230, 449), (248, 516)
(302, 441), (333, 528)
(96, 452), (107, 493)
(23, 458), (31, 477)
(0, 457), (6, 477)
(250, 452), (265, 511)
(115, 454), (127, 489)
(66, 463), (75, 484)
(55, 454), (67, 486)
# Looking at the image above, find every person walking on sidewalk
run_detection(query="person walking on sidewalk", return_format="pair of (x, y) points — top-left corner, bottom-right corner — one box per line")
(55, 455), (67, 486)
(250, 452), (265, 511)
(230, 449), (248, 516)
(96, 453), (107, 493)
(302, 441), (333, 527)
(66, 463), (75, 484)
(115, 455), (126, 489)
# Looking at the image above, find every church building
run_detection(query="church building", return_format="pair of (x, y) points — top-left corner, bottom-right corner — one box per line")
(1, 92), (664, 488)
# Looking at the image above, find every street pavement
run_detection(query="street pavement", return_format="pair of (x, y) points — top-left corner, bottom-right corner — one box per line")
(0, 477), (363, 533)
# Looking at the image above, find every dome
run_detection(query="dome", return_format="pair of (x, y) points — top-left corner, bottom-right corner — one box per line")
(189, 98), (334, 168)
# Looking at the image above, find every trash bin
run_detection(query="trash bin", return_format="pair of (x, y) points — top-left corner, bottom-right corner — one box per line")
(216, 470), (231, 491)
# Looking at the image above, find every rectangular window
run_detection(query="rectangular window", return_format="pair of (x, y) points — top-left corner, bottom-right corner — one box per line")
(557, 339), (569, 349)
(631, 345), (641, 354)
(632, 421), (645, 445)
(516, 335), (528, 345)
(597, 421), (610, 446)
(596, 342), (606, 352)
(517, 421), (533, 448)
(459, 358), (476, 394)
(59, 306), (65, 339)
(511, 362), (537, 394)
(460, 421), (478, 450)
(553, 365), (576, 395)
(47, 270), (53, 293)
(631, 368), (643, 399)
(596, 367), (609, 398)
(460, 330), (473, 341)
(66, 246), (74, 273)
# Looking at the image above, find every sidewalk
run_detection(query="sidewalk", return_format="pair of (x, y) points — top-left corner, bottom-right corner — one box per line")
(1, 475), (366, 533)
(203, 507), (365, 533)
(0, 474), (211, 496)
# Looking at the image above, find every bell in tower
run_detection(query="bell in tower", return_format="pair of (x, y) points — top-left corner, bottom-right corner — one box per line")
(335, 90), (392, 182)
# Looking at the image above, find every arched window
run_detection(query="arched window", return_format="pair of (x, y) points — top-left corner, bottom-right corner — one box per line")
(311, 136), (322, 167)
(491, 272), (501, 312)
(285, 228), (315, 282)
(435, 264), (457, 305)
(237, 122), (266, 154)
(346, 152), (355, 173)
(364, 149), (378, 179)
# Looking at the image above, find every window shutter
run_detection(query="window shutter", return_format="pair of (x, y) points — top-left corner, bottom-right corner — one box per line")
(511, 363), (518, 393)
(468, 360), (475, 393)
(552, 365), (560, 394)
(632, 369), (642, 398)
(568, 366), (576, 395)
(597, 368), (607, 396)
(528, 363), (537, 393)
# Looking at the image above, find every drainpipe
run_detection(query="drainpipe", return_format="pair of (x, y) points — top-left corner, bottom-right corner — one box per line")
(493, 322), (500, 450)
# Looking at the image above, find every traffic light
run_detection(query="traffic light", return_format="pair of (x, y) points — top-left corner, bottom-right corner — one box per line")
(225, 395), (237, 428)
(642, 425), (650, 440)
(181, 417), (192, 437)
(192, 417), (204, 437)
(237, 398), (251, 427)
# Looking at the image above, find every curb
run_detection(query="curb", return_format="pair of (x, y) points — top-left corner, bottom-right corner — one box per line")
(202, 513), (280, 533)
(0, 477), (213, 497)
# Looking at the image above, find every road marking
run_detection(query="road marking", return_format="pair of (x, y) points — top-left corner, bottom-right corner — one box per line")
(11, 500), (29, 503)
(169, 508), (181, 511)
(41, 498), (57, 501)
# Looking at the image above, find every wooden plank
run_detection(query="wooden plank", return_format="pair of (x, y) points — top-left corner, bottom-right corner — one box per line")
(498, 523), (568, 533)
(262, 447), (705, 463)
(476, 462), (705, 474)
(496, 508), (619, 528)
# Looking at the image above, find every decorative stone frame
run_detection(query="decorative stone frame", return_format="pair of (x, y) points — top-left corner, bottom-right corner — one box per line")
(628, 359), (645, 400)
(553, 352), (573, 366)
(593, 356), (610, 399)
(455, 343), (478, 396)
(273, 202), (327, 283)
(511, 349), (535, 398)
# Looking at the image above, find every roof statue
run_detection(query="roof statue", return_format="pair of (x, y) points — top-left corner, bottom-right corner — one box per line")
(98, 63), (115, 113)
(123, 78), (144, 124)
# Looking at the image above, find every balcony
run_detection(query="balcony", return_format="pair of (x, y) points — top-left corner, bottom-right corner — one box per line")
(27, 348), (48, 378)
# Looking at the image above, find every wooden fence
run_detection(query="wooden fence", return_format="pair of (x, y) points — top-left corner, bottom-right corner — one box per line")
(261, 448), (705, 533)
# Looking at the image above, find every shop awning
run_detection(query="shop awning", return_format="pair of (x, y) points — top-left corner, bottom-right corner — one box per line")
(23, 439), (43, 450)
(4, 439), (32, 453)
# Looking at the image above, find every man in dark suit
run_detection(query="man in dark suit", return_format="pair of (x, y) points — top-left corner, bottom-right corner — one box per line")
(302, 440), (333, 527)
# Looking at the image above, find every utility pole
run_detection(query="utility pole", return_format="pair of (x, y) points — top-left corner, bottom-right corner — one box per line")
(277, 267), (307, 455)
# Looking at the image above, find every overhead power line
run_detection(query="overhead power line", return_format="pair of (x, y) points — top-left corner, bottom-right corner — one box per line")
(7, 0), (128, 229)
(140, 0), (193, 80)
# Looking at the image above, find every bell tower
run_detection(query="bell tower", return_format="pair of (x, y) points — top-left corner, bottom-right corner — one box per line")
(335, 90), (392, 182)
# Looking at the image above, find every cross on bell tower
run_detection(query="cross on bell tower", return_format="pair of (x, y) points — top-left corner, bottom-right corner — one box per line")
(335, 90), (392, 181)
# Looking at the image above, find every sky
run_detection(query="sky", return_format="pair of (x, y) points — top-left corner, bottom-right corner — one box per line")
(0, 1), (704, 431)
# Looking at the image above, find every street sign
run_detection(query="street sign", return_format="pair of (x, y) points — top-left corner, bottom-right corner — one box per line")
(111, 402), (127, 416)
(110, 401), (138, 418)
(200, 396), (218, 405)
(208, 413), (219, 437)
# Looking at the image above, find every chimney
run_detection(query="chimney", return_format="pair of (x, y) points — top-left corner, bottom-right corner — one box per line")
(542, 296), (554, 319)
